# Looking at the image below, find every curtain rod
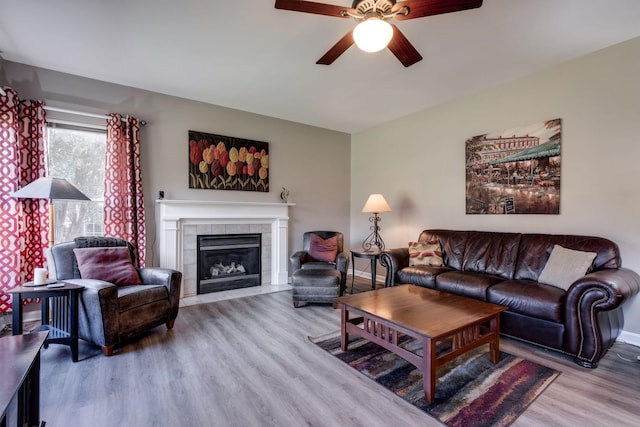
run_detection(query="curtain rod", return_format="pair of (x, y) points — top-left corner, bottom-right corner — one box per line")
(47, 118), (107, 131)
(43, 106), (147, 125)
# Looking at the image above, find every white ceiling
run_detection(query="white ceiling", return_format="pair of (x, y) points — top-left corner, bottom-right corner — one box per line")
(2, 0), (640, 133)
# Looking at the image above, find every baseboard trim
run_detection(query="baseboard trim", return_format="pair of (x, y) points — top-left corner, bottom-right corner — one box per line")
(351, 271), (385, 283)
(617, 330), (640, 348)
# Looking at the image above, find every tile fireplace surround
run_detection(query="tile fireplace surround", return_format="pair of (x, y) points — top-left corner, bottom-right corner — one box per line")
(156, 200), (292, 298)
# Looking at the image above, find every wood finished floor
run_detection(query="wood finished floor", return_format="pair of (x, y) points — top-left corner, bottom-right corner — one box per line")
(20, 278), (640, 426)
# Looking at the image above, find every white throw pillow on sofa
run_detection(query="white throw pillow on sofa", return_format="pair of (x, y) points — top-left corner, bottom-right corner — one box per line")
(538, 244), (597, 291)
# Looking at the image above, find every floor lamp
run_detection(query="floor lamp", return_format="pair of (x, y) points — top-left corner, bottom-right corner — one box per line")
(361, 193), (391, 251)
(12, 177), (91, 246)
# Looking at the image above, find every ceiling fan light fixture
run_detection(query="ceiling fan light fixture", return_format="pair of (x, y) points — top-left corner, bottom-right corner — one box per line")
(353, 18), (393, 53)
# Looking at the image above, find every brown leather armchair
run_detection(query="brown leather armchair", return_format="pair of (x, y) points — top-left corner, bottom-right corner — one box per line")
(289, 231), (349, 295)
(46, 236), (182, 356)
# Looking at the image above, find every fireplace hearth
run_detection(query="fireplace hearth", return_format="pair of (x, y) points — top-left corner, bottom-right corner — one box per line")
(198, 234), (261, 294)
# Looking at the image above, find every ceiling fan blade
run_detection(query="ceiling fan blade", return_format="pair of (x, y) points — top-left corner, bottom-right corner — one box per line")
(316, 30), (355, 65)
(275, 0), (354, 18)
(387, 24), (423, 67)
(393, 0), (483, 21)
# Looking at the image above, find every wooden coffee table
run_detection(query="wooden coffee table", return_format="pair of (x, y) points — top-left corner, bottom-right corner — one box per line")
(337, 285), (508, 403)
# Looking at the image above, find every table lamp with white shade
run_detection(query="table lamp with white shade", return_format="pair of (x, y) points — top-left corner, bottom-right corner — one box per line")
(12, 177), (91, 246)
(361, 193), (391, 251)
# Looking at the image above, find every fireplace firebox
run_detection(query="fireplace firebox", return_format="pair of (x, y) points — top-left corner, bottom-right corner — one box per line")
(197, 234), (261, 294)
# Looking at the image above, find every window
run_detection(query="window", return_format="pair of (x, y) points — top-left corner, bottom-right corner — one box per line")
(47, 126), (106, 244)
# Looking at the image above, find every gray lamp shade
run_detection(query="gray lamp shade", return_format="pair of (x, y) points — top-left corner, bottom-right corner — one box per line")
(12, 177), (91, 201)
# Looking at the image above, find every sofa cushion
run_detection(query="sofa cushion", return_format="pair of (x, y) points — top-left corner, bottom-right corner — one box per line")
(117, 284), (169, 312)
(307, 233), (338, 263)
(461, 231), (521, 280)
(301, 262), (336, 270)
(487, 280), (565, 323)
(397, 266), (452, 289)
(435, 271), (504, 301)
(418, 230), (468, 270)
(408, 241), (443, 267)
(538, 245), (597, 291)
(73, 247), (142, 286)
(514, 234), (620, 281)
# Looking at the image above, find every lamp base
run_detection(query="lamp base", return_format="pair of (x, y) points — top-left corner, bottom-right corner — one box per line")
(49, 202), (55, 246)
(361, 213), (385, 251)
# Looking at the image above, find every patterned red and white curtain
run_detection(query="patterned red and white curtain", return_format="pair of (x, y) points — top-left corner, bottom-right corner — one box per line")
(104, 114), (146, 267)
(0, 88), (49, 313)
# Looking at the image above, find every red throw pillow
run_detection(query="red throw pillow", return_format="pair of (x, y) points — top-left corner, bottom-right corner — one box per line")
(307, 234), (338, 263)
(73, 247), (142, 286)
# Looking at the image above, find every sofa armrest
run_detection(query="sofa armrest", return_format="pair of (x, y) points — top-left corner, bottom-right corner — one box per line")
(138, 267), (182, 319)
(564, 267), (640, 366)
(62, 278), (119, 347)
(335, 251), (349, 273)
(380, 248), (410, 287)
(289, 251), (307, 273)
(335, 251), (349, 289)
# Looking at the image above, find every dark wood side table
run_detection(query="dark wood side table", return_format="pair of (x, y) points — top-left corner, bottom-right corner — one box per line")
(10, 282), (85, 362)
(350, 250), (382, 293)
(0, 331), (48, 427)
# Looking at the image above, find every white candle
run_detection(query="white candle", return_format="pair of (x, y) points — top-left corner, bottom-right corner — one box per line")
(34, 267), (47, 285)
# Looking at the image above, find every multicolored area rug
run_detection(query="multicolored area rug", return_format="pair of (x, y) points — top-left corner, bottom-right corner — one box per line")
(310, 333), (559, 427)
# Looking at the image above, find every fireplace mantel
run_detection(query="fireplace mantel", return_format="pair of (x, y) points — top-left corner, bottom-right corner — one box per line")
(156, 200), (293, 297)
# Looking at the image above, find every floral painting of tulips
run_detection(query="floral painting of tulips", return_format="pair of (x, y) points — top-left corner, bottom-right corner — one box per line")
(188, 130), (269, 192)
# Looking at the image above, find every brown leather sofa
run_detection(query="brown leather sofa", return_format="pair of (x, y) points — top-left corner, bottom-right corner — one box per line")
(380, 229), (640, 368)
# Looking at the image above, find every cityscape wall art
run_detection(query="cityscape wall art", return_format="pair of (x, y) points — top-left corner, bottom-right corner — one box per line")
(465, 118), (561, 214)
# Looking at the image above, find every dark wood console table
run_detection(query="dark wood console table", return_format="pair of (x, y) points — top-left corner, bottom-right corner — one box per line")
(0, 331), (48, 427)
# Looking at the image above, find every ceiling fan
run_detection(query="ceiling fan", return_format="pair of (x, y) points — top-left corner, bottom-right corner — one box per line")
(275, 0), (483, 67)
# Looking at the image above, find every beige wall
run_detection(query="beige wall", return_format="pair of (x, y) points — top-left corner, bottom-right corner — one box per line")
(3, 61), (352, 268)
(4, 36), (639, 338)
(351, 36), (640, 337)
